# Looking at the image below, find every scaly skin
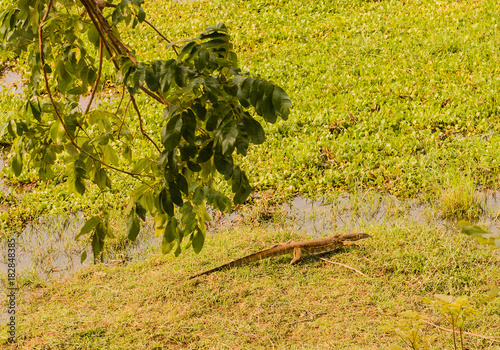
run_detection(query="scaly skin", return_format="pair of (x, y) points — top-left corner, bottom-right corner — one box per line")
(189, 232), (370, 279)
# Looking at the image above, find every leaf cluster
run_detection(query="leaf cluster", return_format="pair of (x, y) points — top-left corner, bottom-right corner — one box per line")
(0, 1), (291, 261)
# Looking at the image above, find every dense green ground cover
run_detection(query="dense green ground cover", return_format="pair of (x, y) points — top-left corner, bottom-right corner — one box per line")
(2, 0), (500, 226)
(1, 1), (500, 348)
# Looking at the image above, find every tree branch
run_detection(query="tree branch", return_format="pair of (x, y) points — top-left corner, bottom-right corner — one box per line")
(84, 36), (104, 115)
(130, 93), (161, 153)
(422, 320), (500, 343)
(38, 1), (150, 179)
(143, 19), (179, 55)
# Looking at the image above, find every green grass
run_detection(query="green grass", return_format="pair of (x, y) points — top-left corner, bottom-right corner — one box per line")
(3, 0), (500, 220)
(1, 221), (499, 349)
(2, 0), (500, 348)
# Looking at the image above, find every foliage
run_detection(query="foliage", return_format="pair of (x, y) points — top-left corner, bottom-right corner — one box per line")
(420, 294), (478, 350)
(385, 220), (500, 350)
(459, 221), (500, 249)
(0, 0), (290, 261)
(381, 310), (437, 350)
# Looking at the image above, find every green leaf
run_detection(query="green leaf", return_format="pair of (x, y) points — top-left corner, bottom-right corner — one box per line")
(221, 122), (238, 155)
(163, 106), (180, 120)
(12, 152), (22, 176)
(135, 202), (147, 221)
(144, 67), (160, 91)
(80, 251), (87, 264)
(233, 171), (252, 204)
(237, 78), (253, 108)
(104, 145), (119, 166)
(160, 188), (174, 216)
(162, 129), (181, 152)
(187, 161), (202, 172)
(176, 174), (189, 195)
(191, 103), (207, 121)
(195, 50), (210, 71)
(74, 175), (86, 195)
(262, 84), (276, 123)
(243, 116), (265, 144)
(174, 64), (187, 87)
(458, 221), (489, 235)
(127, 213), (140, 241)
(154, 214), (167, 237)
(77, 216), (101, 239)
(205, 112), (221, 132)
(164, 217), (178, 243)
(214, 151), (233, 179)
(91, 225), (105, 263)
(177, 41), (198, 62)
(192, 228), (205, 254)
(162, 236), (175, 254)
(272, 86), (292, 120)
(169, 181), (184, 207)
(197, 140), (213, 163)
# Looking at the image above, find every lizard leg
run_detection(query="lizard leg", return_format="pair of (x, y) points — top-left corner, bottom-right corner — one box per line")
(290, 247), (302, 264)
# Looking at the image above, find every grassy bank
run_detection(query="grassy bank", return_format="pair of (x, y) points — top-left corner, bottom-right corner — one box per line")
(1, 220), (499, 349)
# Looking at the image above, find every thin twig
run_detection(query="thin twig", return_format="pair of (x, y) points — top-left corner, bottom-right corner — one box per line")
(423, 320), (500, 343)
(140, 86), (171, 106)
(114, 86), (126, 115)
(130, 94), (161, 153)
(84, 37), (103, 115)
(117, 98), (131, 136)
(319, 258), (367, 277)
(143, 19), (179, 55)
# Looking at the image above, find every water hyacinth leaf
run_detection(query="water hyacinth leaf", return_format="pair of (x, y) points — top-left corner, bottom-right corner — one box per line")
(458, 221), (489, 235)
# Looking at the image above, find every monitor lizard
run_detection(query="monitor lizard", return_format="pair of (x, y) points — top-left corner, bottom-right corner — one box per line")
(190, 232), (370, 279)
